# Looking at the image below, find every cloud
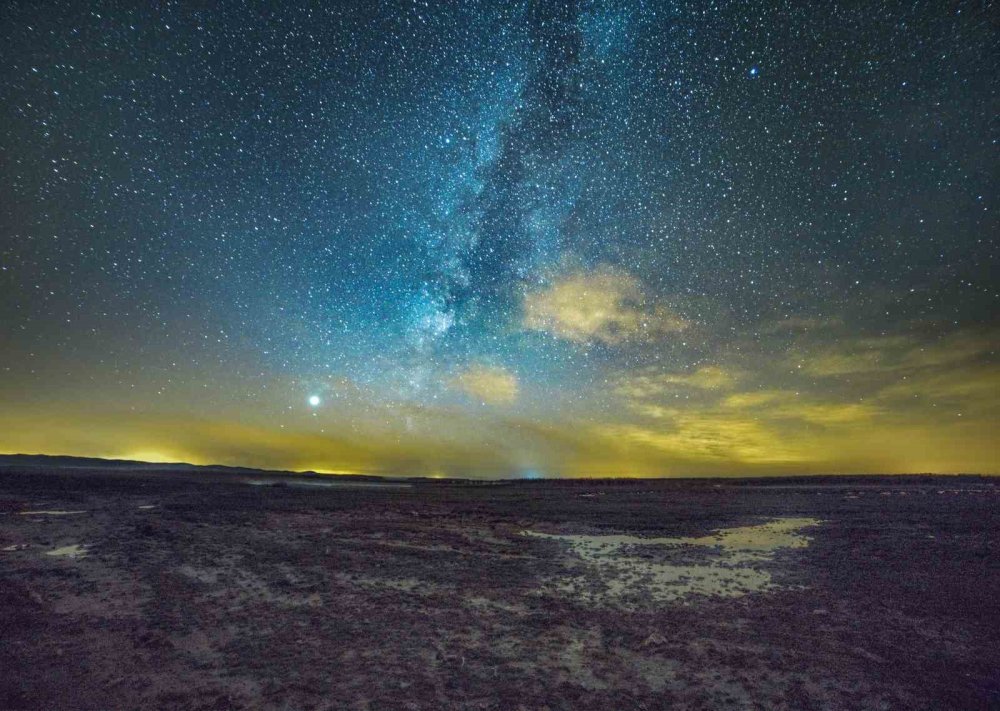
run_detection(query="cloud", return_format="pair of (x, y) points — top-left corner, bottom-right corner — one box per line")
(790, 329), (995, 377)
(877, 363), (1000, 411)
(898, 331), (995, 370)
(450, 364), (519, 404)
(762, 316), (843, 334)
(722, 390), (880, 425)
(721, 390), (793, 409)
(598, 416), (807, 465)
(522, 268), (687, 345)
(597, 397), (998, 474)
(661, 365), (736, 390)
(609, 382), (879, 466)
(794, 349), (886, 377)
(615, 365), (738, 399)
(630, 403), (682, 420)
(771, 402), (881, 426)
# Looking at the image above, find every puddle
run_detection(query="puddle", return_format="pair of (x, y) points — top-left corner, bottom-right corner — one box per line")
(523, 518), (821, 606)
(19, 510), (87, 516)
(45, 544), (88, 558)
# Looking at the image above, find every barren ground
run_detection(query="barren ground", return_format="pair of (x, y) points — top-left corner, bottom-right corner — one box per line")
(1, 465), (998, 710)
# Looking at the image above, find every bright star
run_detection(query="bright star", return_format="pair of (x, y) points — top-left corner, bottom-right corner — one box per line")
(308, 395), (321, 407)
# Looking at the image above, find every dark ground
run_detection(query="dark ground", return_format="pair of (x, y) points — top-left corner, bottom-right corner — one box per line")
(1, 464), (998, 710)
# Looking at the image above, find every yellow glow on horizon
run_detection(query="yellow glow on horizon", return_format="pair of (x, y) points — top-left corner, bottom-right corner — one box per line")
(0, 328), (997, 477)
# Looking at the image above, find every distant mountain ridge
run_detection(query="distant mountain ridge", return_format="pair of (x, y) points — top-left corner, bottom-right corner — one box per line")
(0, 453), (412, 483)
(0, 452), (263, 472)
(0, 453), (360, 479)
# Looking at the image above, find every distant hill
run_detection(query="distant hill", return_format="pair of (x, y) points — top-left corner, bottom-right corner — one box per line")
(2, 453), (180, 469)
(0, 452), (264, 473)
(0, 453), (433, 484)
(0, 453), (354, 479)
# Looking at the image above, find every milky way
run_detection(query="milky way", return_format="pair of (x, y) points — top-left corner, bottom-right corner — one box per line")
(1, 1), (996, 476)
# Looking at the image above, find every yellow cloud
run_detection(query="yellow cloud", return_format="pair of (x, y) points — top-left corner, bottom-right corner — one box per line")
(615, 365), (738, 399)
(631, 403), (682, 419)
(664, 365), (736, 390)
(599, 415), (807, 465)
(721, 390), (794, 409)
(771, 401), (880, 426)
(762, 316), (843, 333)
(722, 391), (880, 425)
(523, 268), (687, 345)
(899, 331), (995, 369)
(597, 326), (1000, 474)
(797, 350), (885, 377)
(878, 363), (1000, 410)
(791, 329), (995, 377)
(450, 364), (519, 404)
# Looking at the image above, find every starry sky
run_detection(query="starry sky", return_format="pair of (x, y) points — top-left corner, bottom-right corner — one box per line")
(1, 1), (997, 477)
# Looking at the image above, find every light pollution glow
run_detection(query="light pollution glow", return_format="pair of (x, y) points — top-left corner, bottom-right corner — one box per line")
(2, 323), (996, 477)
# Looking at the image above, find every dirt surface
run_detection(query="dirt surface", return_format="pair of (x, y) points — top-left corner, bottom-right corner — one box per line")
(1, 466), (998, 710)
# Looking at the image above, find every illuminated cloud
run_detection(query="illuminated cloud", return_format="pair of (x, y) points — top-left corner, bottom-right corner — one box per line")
(793, 348), (886, 377)
(631, 403), (683, 420)
(615, 365), (738, 399)
(790, 329), (995, 377)
(771, 402), (881, 426)
(609, 385), (876, 467)
(722, 391), (880, 425)
(594, 326), (1000, 474)
(721, 390), (792, 409)
(762, 316), (843, 333)
(662, 366), (736, 390)
(522, 268), (687, 345)
(450, 364), (519, 404)
(599, 416), (807, 465)
(877, 363), (1000, 412)
(898, 330), (996, 370)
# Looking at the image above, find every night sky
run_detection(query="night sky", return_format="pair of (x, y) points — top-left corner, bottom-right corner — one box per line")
(1, 1), (997, 477)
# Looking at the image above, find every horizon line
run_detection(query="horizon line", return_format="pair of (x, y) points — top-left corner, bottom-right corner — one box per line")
(1, 451), (995, 481)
